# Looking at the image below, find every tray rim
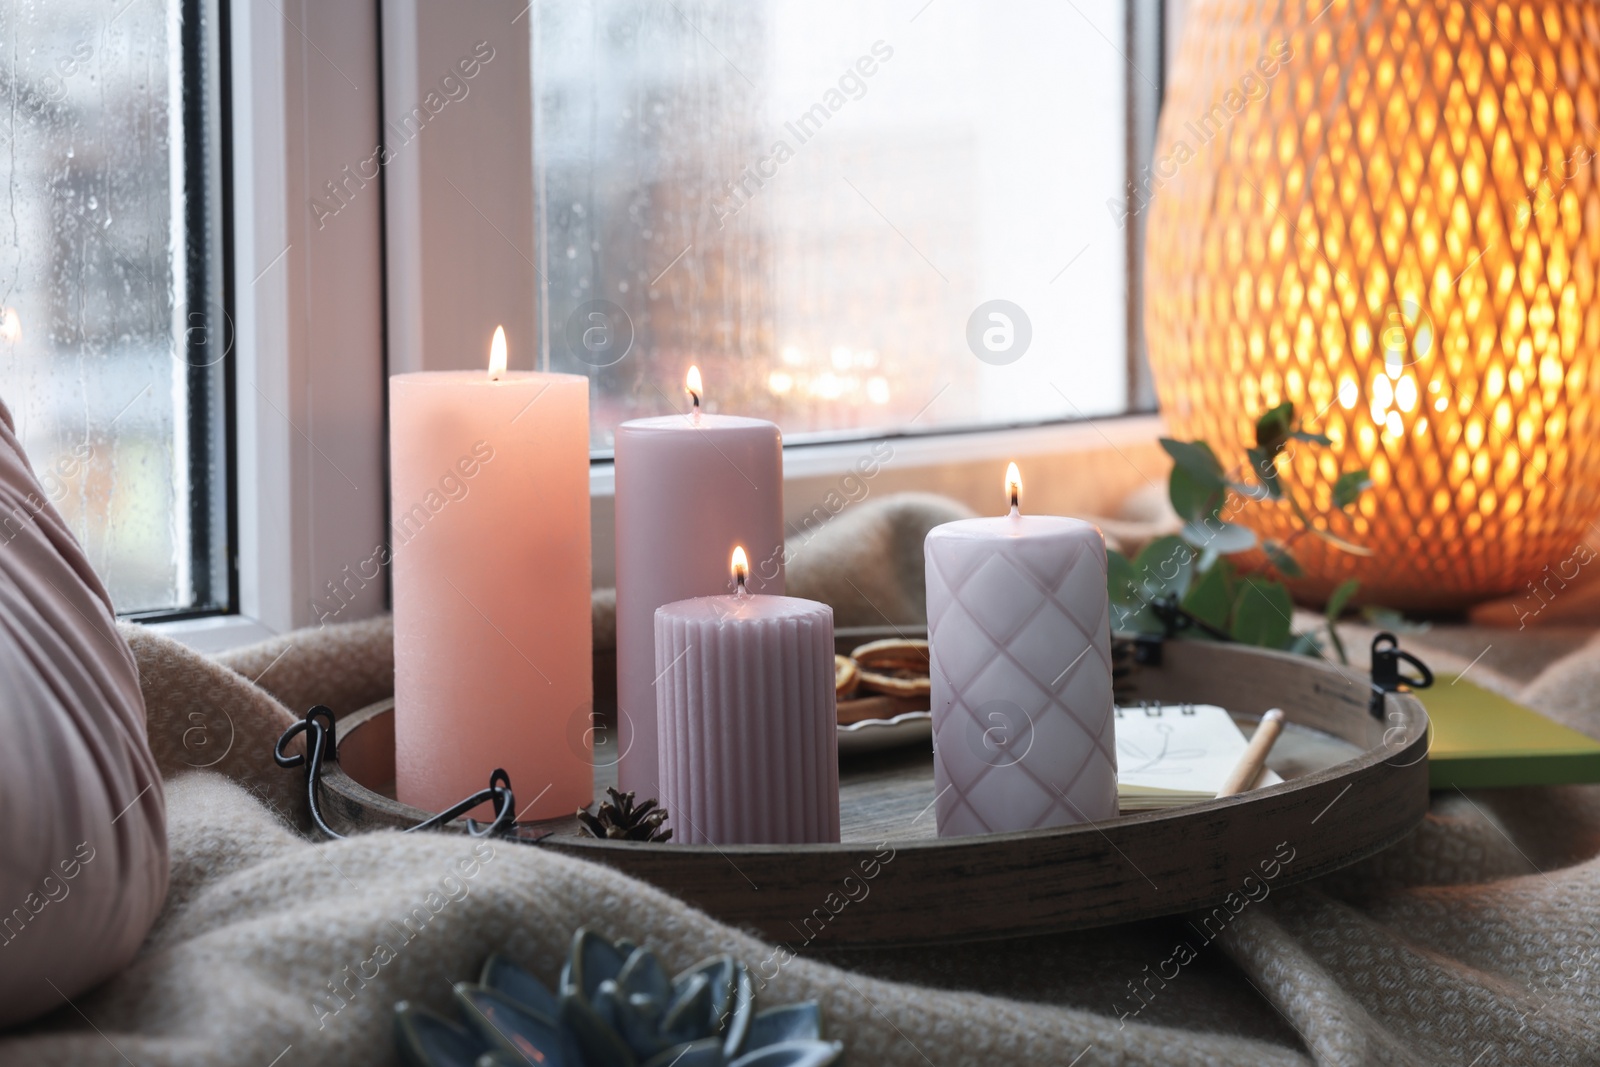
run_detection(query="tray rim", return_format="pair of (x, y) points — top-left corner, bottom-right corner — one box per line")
(316, 638), (1430, 947)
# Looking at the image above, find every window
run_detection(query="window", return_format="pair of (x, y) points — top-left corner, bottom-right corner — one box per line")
(0, 0), (231, 617)
(533, 0), (1156, 452)
(1, 1), (1162, 637)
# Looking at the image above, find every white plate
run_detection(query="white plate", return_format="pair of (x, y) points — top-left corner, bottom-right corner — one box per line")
(837, 710), (932, 757)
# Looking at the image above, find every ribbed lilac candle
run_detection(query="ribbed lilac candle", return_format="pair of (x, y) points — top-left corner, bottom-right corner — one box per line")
(655, 589), (839, 845)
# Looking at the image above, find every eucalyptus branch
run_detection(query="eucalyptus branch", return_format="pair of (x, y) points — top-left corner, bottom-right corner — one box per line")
(1105, 400), (1378, 661)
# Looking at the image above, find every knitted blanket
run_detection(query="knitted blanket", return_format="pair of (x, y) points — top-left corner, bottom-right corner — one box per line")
(3, 496), (1599, 1067)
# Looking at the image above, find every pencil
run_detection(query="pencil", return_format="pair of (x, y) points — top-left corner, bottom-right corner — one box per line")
(1217, 708), (1286, 797)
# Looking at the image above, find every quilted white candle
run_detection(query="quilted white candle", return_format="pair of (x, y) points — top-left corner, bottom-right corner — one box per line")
(924, 463), (1117, 837)
(654, 547), (840, 845)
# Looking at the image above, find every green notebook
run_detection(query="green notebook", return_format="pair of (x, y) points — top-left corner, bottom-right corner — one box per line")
(1417, 674), (1600, 788)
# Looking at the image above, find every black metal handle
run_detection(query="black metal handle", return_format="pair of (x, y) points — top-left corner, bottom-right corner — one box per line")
(274, 705), (517, 840)
(1369, 631), (1433, 718)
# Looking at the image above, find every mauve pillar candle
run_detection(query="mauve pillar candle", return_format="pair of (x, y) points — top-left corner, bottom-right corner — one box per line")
(614, 368), (784, 800)
(924, 463), (1117, 837)
(654, 549), (839, 845)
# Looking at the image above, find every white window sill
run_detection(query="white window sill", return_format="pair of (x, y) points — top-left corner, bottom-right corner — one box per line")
(142, 614), (280, 655)
(150, 413), (1167, 652)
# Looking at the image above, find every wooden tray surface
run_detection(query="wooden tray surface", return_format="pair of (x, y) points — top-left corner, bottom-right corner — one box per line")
(319, 640), (1429, 948)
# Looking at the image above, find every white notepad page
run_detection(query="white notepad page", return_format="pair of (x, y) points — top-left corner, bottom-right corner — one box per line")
(1115, 703), (1283, 805)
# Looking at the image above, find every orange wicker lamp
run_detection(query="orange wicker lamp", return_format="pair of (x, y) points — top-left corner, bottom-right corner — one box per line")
(1145, 0), (1600, 610)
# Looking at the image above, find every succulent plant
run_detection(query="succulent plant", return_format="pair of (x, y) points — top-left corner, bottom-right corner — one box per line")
(395, 927), (843, 1067)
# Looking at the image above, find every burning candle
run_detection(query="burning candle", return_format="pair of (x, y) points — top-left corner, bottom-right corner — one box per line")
(654, 546), (839, 845)
(924, 463), (1117, 837)
(390, 327), (592, 819)
(613, 368), (784, 800)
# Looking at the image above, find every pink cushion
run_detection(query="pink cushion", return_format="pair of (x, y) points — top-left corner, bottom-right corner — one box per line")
(0, 399), (166, 1027)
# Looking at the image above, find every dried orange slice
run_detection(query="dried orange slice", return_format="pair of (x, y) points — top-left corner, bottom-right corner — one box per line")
(834, 654), (860, 699)
(851, 638), (931, 697)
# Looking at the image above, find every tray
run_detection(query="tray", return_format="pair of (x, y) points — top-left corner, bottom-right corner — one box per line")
(317, 639), (1430, 948)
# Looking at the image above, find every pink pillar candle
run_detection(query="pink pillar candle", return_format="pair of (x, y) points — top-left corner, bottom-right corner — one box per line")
(390, 328), (593, 820)
(924, 463), (1117, 837)
(654, 550), (839, 845)
(614, 368), (784, 800)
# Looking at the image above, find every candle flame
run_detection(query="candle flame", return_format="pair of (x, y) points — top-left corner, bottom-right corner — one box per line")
(1005, 461), (1022, 511)
(488, 325), (508, 379)
(730, 545), (749, 592)
(686, 365), (703, 409)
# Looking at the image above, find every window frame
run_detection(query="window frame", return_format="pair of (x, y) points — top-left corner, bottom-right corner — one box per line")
(121, 0), (236, 625)
(152, 0), (1167, 650)
(151, 0), (388, 650)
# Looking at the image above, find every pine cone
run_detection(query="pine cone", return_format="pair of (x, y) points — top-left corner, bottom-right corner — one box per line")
(577, 787), (672, 843)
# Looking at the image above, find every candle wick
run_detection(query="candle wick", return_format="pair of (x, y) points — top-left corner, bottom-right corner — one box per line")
(735, 571), (748, 596)
(1009, 496), (1020, 515)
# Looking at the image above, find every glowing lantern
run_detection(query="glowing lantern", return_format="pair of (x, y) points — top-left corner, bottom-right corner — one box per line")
(1145, 0), (1600, 610)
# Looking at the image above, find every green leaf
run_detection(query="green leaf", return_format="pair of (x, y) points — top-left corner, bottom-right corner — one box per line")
(1181, 563), (1233, 632)
(1332, 469), (1373, 509)
(1131, 534), (1195, 602)
(1111, 600), (1164, 635)
(1169, 465), (1224, 523)
(1181, 519), (1257, 554)
(1160, 439), (1226, 492)
(1263, 540), (1305, 578)
(1291, 430), (1333, 446)
(1107, 549), (1140, 605)
(1324, 620), (1349, 665)
(1288, 630), (1325, 657)
(1324, 577), (1360, 621)
(1228, 479), (1272, 502)
(1360, 605), (1431, 634)
(1230, 578), (1295, 648)
(1246, 446), (1283, 499)
(1255, 401), (1294, 450)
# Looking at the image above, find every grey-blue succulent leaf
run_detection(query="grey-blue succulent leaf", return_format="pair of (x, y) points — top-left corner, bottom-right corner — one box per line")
(473, 1052), (524, 1067)
(611, 988), (672, 1058)
(594, 978), (626, 1030)
(641, 1037), (726, 1067)
(618, 946), (673, 1006)
(661, 972), (712, 1044)
(721, 963), (755, 1059)
(745, 1003), (823, 1048)
(478, 954), (561, 1021)
(559, 988), (638, 1067)
(567, 927), (628, 1002)
(729, 1039), (845, 1067)
(673, 956), (737, 1026)
(452, 984), (577, 1067)
(394, 1000), (487, 1067)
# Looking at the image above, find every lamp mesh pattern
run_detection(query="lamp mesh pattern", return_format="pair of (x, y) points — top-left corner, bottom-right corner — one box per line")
(1145, 0), (1600, 609)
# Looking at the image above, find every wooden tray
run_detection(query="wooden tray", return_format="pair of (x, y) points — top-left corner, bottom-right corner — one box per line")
(319, 639), (1429, 948)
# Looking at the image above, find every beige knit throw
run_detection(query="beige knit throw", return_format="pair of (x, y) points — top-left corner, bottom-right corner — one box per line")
(3, 495), (1599, 1066)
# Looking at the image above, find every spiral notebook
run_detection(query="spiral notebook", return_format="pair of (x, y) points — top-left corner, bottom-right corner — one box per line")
(1115, 704), (1283, 812)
